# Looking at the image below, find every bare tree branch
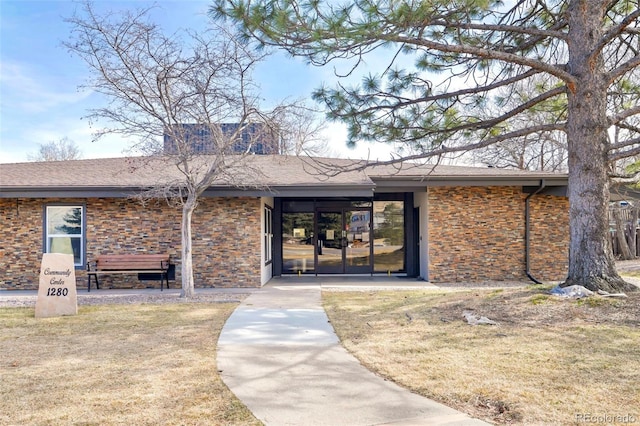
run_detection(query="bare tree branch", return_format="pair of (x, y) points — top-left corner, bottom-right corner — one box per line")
(65, 1), (322, 297)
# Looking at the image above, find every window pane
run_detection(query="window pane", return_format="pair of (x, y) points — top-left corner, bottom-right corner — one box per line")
(46, 205), (84, 267)
(264, 207), (273, 264)
(373, 201), (405, 273)
(47, 206), (82, 235)
(345, 210), (371, 268)
(282, 212), (315, 273)
(266, 207), (272, 233)
(48, 237), (81, 264)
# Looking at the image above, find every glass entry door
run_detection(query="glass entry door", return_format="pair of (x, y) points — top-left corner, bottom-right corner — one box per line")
(316, 209), (372, 274)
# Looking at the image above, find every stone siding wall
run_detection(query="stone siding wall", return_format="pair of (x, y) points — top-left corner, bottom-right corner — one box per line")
(528, 194), (570, 281)
(1, 198), (44, 289)
(427, 187), (569, 282)
(0, 197), (262, 290)
(1, 188), (570, 289)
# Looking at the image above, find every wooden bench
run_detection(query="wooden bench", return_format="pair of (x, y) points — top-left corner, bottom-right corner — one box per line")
(87, 254), (172, 292)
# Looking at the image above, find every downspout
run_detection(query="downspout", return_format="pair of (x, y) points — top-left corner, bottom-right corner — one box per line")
(525, 179), (546, 284)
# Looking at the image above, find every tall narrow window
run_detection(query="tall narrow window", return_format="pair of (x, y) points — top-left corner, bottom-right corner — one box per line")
(373, 201), (405, 273)
(281, 212), (315, 273)
(45, 205), (85, 267)
(264, 205), (273, 265)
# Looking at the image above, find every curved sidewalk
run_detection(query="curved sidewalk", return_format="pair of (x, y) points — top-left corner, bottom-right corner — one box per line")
(217, 280), (490, 426)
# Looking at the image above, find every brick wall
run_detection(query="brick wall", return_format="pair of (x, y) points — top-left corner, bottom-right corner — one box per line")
(427, 186), (569, 282)
(0, 197), (262, 290)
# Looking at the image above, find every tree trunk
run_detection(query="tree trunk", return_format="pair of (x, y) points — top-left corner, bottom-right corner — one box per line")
(613, 209), (633, 260)
(563, 0), (636, 292)
(180, 194), (197, 298)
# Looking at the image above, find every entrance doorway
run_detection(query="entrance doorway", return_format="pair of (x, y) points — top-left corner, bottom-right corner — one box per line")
(316, 208), (372, 274)
(279, 197), (410, 276)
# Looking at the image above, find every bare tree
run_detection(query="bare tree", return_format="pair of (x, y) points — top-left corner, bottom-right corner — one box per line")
(273, 103), (330, 155)
(473, 76), (568, 171)
(214, 0), (640, 292)
(474, 134), (568, 171)
(65, 1), (308, 297)
(27, 137), (82, 161)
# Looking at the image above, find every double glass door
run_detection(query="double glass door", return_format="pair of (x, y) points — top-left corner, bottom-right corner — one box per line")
(316, 208), (372, 274)
(281, 199), (406, 275)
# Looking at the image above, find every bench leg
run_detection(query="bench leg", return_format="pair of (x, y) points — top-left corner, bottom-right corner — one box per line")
(87, 273), (100, 292)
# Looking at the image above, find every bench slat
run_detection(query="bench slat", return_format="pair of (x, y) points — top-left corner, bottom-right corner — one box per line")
(95, 255), (169, 271)
(97, 255), (168, 260)
(97, 263), (166, 269)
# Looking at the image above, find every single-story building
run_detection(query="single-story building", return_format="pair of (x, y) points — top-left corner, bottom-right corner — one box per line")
(0, 155), (569, 290)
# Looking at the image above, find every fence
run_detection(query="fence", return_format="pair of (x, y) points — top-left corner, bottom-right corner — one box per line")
(610, 228), (640, 258)
(609, 205), (640, 259)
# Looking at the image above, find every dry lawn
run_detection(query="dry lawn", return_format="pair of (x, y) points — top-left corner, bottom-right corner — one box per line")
(323, 285), (640, 425)
(0, 303), (260, 426)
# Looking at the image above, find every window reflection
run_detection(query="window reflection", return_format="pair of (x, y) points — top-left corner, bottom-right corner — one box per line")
(46, 206), (84, 266)
(345, 210), (371, 268)
(282, 213), (315, 273)
(373, 201), (405, 273)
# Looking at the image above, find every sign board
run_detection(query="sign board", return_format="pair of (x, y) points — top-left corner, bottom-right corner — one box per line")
(35, 253), (78, 318)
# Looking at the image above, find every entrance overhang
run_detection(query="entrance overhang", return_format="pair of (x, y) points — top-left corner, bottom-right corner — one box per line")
(202, 185), (375, 198)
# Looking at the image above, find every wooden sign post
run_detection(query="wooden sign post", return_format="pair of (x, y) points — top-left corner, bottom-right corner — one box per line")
(35, 253), (78, 318)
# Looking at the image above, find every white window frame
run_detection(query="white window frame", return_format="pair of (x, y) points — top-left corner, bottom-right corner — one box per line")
(264, 205), (273, 265)
(45, 205), (85, 267)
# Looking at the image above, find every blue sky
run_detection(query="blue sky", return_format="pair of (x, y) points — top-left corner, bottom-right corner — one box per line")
(0, 0), (395, 163)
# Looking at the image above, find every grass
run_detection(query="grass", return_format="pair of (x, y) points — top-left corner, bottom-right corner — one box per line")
(323, 287), (640, 425)
(0, 303), (260, 426)
(4, 283), (638, 425)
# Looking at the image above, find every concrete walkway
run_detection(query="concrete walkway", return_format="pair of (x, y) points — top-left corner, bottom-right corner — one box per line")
(217, 279), (490, 426)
